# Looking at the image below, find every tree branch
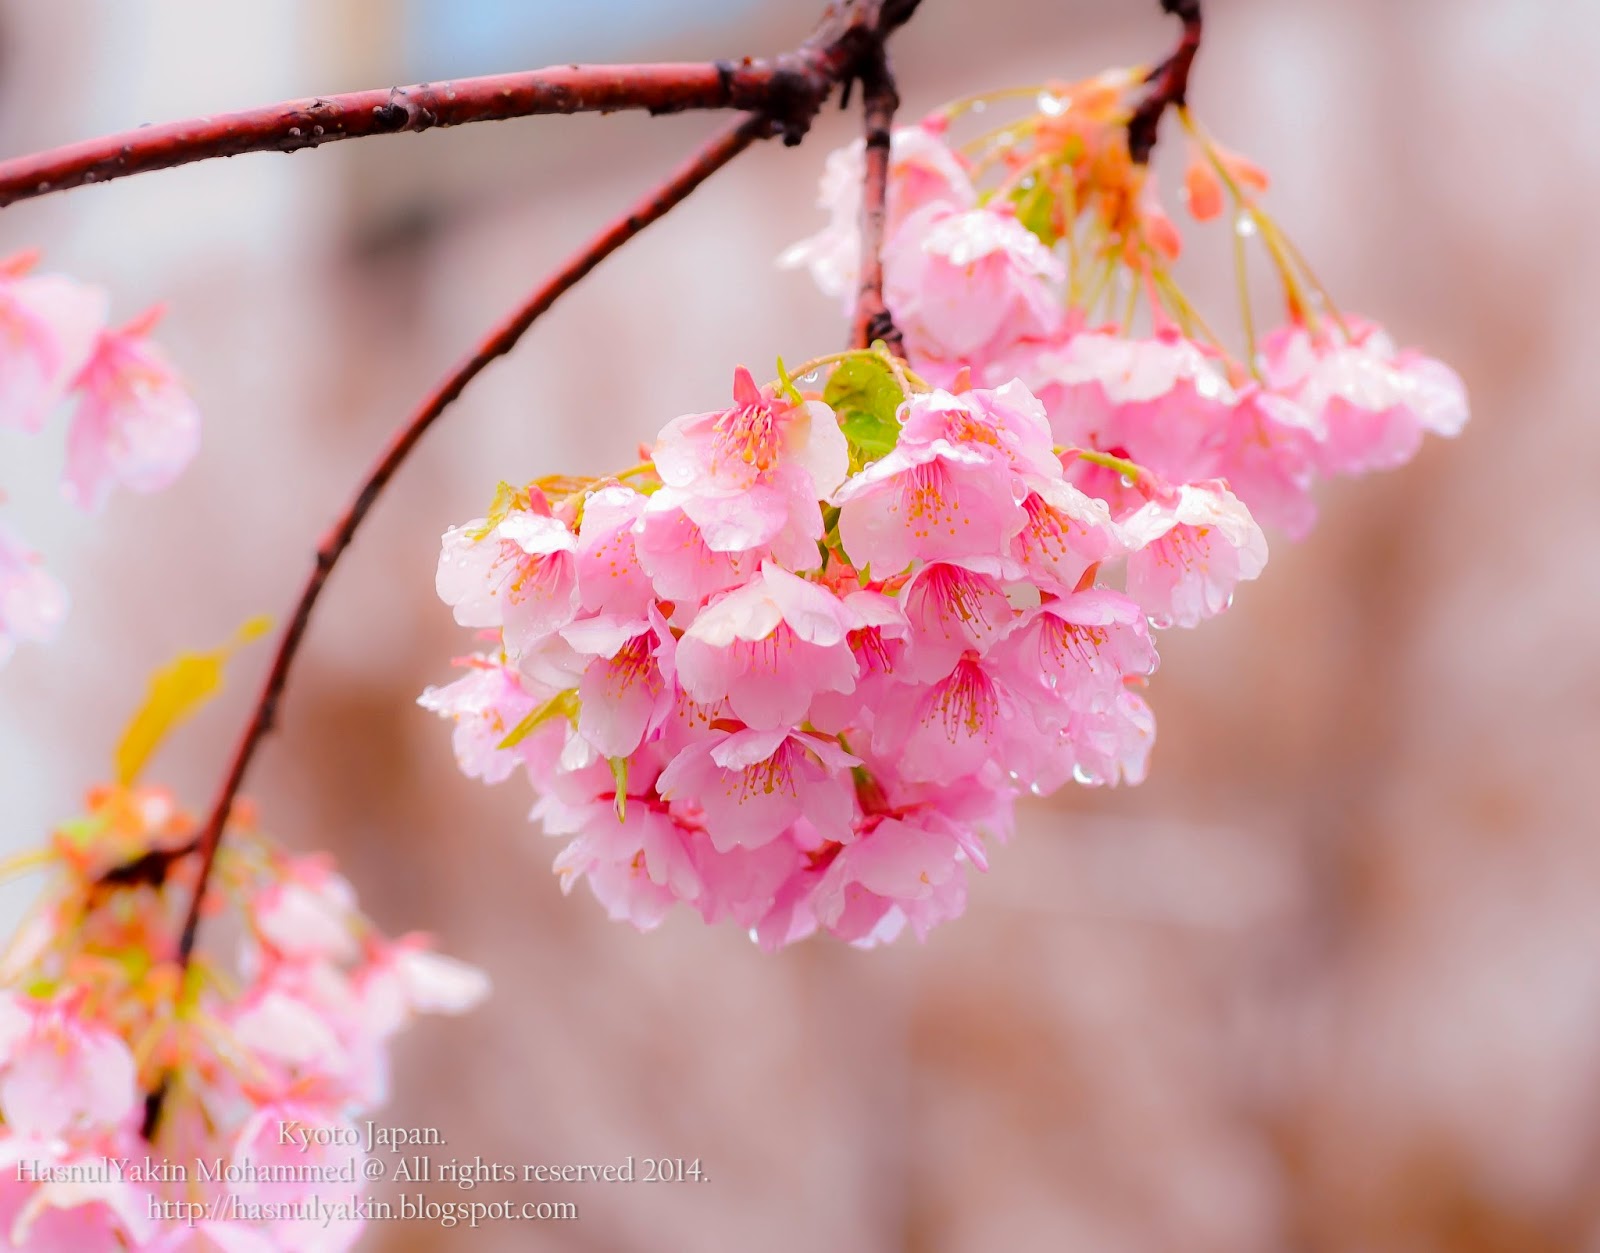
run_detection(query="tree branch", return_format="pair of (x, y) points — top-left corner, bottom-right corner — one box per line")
(169, 112), (767, 981)
(1127, 0), (1204, 165)
(132, 0), (927, 1141)
(849, 42), (905, 354)
(0, 63), (813, 208)
(0, 0), (925, 211)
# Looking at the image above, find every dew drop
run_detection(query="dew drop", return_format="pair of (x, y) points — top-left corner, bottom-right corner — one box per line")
(1037, 92), (1067, 117)
(970, 100), (988, 115)
(1019, 176), (1036, 191)
(1028, 782), (1043, 796)
(1119, 473), (1137, 488)
(1235, 213), (1259, 238)
(288, 127), (302, 138)
(1071, 764), (1097, 786)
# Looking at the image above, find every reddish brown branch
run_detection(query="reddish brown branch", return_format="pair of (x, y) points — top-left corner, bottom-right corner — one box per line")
(1127, 0), (1204, 165)
(0, 63), (819, 208)
(170, 113), (767, 980)
(135, 0), (925, 1142)
(849, 44), (904, 354)
(0, 0), (924, 210)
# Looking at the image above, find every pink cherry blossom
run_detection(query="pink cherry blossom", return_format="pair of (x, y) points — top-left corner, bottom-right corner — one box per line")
(0, 996), (136, 1139)
(1043, 688), (1158, 789)
(548, 800), (703, 930)
(813, 812), (972, 946)
(997, 588), (1158, 718)
(833, 431), (1023, 576)
(0, 525), (68, 669)
(633, 485), (763, 604)
(416, 654), (556, 784)
(1011, 477), (1124, 593)
(1121, 482), (1268, 628)
(689, 838), (807, 931)
(884, 203), (1063, 364)
(900, 560), (1016, 680)
(806, 587), (911, 732)
(355, 934), (491, 1037)
(780, 124), (975, 307)
(0, 1138), (154, 1253)
(562, 611), (673, 759)
(0, 255), (106, 434)
(1262, 318), (1469, 475)
(435, 507), (578, 657)
(654, 365), (848, 499)
(656, 728), (858, 851)
(1211, 386), (1324, 539)
(249, 855), (359, 963)
(1031, 329), (1237, 485)
(574, 484), (654, 617)
(63, 306), (201, 513)
(871, 652), (1034, 784)
(898, 378), (1062, 483)
(675, 563), (859, 729)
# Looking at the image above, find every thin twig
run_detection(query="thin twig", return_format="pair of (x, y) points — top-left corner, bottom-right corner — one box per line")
(1127, 0), (1203, 165)
(849, 44), (905, 353)
(173, 112), (766, 970)
(125, 121), (777, 1146)
(136, 0), (927, 1142)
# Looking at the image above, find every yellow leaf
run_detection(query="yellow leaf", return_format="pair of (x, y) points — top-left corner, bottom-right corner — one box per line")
(496, 689), (578, 751)
(113, 617), (272, 786)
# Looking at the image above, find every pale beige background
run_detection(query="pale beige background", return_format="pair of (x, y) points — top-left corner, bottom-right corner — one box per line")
(0, 1), (1595, 1250)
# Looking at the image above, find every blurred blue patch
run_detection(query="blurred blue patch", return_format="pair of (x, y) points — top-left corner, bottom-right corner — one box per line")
(404, 0), (766, 79)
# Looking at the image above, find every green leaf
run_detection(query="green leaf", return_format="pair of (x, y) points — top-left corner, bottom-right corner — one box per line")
(824, 356), (903, 465)
(1014, 177), (1060, 247)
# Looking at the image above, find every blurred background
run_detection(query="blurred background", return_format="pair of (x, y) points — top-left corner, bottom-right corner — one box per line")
(1, 1), (1596, 1249)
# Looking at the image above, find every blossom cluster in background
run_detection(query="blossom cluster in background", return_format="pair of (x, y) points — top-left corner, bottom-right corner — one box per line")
(0, 783), (487, 1250)
(0, 250), (201, 669)
(424, 71), (1467, 949)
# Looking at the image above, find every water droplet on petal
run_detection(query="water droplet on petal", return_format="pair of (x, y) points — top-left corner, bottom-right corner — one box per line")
(1120, 473), (1137, 488)
(1235, 214), (1259, 238)
(1072, 764), (1097, 786)
(1037, 92), (1068, 117)
(1028, 782), (1043, 796)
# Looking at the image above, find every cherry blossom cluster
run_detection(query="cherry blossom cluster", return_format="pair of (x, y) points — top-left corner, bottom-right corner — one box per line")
(0, 250), (200, 669)
(782, 75), (1469, 539)
(0, 785), (486, 1250)
(424, 357), (1263, 946)
(424, 70), (1466, 950)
